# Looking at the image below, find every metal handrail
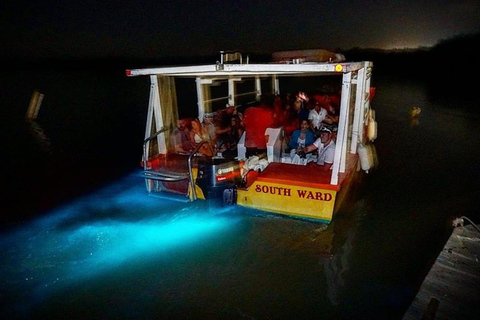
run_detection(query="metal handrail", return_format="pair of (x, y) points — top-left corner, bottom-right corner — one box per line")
(187, 141), (211, 201)
(142, 127), (170, 171)
(142, 127), (212, 201)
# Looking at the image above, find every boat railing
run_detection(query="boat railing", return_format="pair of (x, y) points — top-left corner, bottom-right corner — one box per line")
(142, 126), (169, 171)
(219, 51), (248, 64)
(141, 130), (211, 201)
(187, 141), (211, 201)
(141, 126), (191, 183)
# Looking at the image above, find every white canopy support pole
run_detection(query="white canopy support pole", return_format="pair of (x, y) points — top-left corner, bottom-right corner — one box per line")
(151, 75), (167, 154)
(331, 71), (352, 185)
(255, 76), (262, 100)
(351, 66), (366, 153)
(144, 76), (156, 160)
(144, 107), (153, 159)
(196, 77), (205, 121)
(228, 78), (241, 106)
(273, 75), (279, 96)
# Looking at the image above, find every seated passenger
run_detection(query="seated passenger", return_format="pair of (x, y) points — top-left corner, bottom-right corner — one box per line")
(321, 103), (339, 127)
(296, 126), (336, 171)
(171, 118), (192, 154)
(284, 119), (316, 165)
(202, 112), (219, 147)
(221, 115), (244, 159)
(214, 104), (236, 149)
(189, 118), (215, 156)
(292, 99), (309, 122)
(288, 120), (315, 152)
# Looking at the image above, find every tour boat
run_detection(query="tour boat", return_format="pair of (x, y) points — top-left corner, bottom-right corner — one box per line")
(126, 50), (377, 223)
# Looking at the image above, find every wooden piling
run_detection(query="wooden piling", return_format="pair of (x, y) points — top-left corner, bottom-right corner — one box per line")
(26, 90), (44, 120)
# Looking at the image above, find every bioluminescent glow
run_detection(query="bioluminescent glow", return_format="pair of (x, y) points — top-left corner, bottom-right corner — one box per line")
(0, 172), (239, 311)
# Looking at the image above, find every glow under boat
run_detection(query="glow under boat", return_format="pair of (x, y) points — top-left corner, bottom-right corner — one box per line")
(126, 50), (378, 223)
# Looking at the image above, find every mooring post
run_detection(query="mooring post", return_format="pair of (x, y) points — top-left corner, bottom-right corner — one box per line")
(26, 90), (44, 120)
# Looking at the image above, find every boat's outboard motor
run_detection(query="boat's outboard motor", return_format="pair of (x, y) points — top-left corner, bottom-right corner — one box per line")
(196, 157), (241, 199)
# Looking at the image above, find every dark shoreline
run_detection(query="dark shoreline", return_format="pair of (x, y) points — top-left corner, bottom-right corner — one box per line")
(2, 32), (478, 75)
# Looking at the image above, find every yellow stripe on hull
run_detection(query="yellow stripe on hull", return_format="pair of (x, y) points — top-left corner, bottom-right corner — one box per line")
(236, 181), (337, 223)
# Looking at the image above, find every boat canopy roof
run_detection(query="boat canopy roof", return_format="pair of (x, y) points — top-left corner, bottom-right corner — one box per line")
(126, 61), (371, 78)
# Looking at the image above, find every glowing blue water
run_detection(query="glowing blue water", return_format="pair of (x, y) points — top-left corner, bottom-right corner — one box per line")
(1, 172), (242, 317)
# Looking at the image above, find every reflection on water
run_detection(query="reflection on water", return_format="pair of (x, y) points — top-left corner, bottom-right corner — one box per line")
(319, 216), (356, 306)
(27, 120), (52, 152)
(1, 70), (479, 319)
(408, 106), (422, 126)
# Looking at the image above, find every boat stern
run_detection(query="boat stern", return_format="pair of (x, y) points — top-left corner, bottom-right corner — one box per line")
(236, 181), (337, 223)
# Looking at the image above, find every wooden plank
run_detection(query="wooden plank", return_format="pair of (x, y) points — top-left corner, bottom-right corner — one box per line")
(26, 90), (44, 120)
(403, 224), (480, 320)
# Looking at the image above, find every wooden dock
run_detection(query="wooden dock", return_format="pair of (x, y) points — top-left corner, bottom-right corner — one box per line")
(402, 222), (480, 320)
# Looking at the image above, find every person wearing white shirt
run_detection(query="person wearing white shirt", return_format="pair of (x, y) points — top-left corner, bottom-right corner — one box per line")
(308, 100), (327, 136)
(296, 126), (336, 171)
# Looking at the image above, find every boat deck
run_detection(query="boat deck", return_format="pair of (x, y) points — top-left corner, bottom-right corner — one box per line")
(258, 162), (342, 191)
(258, 153), (358, 191)
(402, 223), (480, 320)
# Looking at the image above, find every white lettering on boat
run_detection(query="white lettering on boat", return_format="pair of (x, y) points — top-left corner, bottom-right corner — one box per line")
(217, 167), (234, 175)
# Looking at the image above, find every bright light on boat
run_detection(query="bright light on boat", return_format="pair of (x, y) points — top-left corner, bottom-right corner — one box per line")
(335, 64), (343, 72)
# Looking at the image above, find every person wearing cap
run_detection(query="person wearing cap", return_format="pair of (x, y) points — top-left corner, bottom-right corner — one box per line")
(296, 126), (336, 171)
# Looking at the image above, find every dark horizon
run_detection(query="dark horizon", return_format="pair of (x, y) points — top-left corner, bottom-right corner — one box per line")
(3, 32), (478, 84)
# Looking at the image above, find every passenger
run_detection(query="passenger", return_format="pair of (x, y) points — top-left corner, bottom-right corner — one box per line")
(296, 126), (336, 171)
(314, 85), (340, 110)
(202, 112), (219, 148)
(292, 99), (309, 122)
(296, 91), (309, 108)
(171, 118), (192, 154)
(288, 119), (315, 152)
(215, 104), (236, 149)
(282, 95), (309, 147)
(189, 118), (215, 156)
(321, 102), (339, 127)
(242, 97), (275, 158)
(221, 115), (244, 159)
(282, 92), (295, 122)
(293, 93), (310, 121)
(328, 92), (341, 110)
(308, 99), (328, 136)
(331, 125), (338, 141)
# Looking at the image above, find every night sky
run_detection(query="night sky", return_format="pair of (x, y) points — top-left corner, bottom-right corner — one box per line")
(2, 0), (479, 59)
